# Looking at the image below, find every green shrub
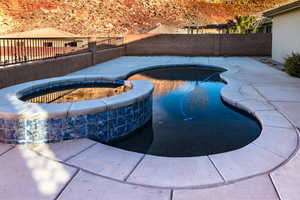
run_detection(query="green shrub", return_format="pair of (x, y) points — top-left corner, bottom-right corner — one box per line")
(284, 53), (300, 78)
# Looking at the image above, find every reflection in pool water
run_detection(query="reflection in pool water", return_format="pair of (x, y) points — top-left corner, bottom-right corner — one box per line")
(108, 66), (261, 157)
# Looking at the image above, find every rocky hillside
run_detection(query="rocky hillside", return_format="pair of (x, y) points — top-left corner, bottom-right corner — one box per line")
(0, 0), (293, 36)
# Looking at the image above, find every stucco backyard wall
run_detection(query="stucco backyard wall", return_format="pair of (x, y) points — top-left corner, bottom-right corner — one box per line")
(125, 34), (272, 57)
(0, 47), (126, 89)
(272, 9), (300, 63)
(0, 34), (272, 88)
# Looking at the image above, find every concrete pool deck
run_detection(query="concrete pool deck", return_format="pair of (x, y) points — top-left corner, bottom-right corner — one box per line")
(1, 56), (300, 199)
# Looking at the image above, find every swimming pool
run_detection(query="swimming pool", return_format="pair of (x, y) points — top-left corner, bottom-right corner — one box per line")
(108, 66), (261, 157)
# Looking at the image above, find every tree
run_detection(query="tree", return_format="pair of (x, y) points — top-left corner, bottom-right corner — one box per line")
(227, 15), (259, 34)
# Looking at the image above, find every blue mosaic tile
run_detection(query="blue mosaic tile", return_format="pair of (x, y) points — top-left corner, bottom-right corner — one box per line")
(134, 110), (141, 118)
(117, 116), (126, 126)
(126, 123), (135, 132)
(108, 119), (117, 129)
(62, 128), (76, 140)
(65, 119), (76, 128)
(117, 125), (127, 136)
(76, 125), (88, 137)
(32, 129), (48, 141)
(0, 128), (5, 142)
(47, 127), (64, 142)
(108, 109), (118, 119)
(117, 107), (126, 115)
(35, 120), (48, 130)
(16, 123), (27, 135)
(5, 129), (17, 140)
(110, 125), (127, 139)
(125, 113), (134, 122)
(138, 101), (144, 109)
(66, 115), (87, 127)
(63, 123), (86, 140)
(23, 120), (35, 130)
(87, 114), (98, 124)
(87, 111), (108, 124)
(16, 140), (27, 145)
(125, 105), (134, 115)
(62, 132), (72, 140)
(47, 118), (64, 129)
(133, 103), (139, 111)
(0, 119), (5, 128)
(97, 119), (108, 129)
(87, 123), (98, 135)
(16, 130), (26, 141)
(87, 123), (108, 142)
(4, 119), (18, 129)
(22, 129), (35, 141)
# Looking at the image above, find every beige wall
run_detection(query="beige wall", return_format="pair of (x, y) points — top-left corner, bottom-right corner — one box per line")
(126, 34), (272, 57)
(272, 9), (300, 63)
(0, 34), (272, 88)
(0, 47), (126, 88)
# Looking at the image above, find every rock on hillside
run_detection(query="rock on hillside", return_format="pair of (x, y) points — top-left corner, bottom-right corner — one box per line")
(0, 0), (294, 36)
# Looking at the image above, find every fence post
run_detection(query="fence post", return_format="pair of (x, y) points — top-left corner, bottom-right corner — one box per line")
(123, 36), (128, 55)
(88, 36), (97, 65)
(214, 35), (221, 56)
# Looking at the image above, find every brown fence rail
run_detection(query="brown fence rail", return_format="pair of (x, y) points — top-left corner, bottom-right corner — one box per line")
(0, 37), (124, 67)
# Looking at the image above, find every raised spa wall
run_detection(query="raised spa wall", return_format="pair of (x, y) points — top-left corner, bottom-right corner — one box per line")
(0, 76), (153, 144)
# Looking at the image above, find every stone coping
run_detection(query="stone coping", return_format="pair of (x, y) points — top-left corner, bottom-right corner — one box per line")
(0, 76), (153, 119)
(0, 57), (299, 191)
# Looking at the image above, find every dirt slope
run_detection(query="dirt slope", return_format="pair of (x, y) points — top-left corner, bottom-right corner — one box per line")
(0, 0), (293, 35)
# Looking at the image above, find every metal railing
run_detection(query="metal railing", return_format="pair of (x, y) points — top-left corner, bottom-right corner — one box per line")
(96, 37), (124, 50)
(0, 37), (90, 66)
(0, 36), (124, 67)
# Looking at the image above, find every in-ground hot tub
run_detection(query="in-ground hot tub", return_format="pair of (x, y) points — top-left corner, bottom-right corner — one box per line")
(0, 76), (153, 144)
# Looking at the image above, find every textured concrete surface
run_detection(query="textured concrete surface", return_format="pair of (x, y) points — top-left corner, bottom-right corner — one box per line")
(253, 127), (298, 159)
(272, 101), (300, 128)
(0, 147), (77, 200)
(1, 56), (300, 199)
(127, 155), (224, 187)
(271, 140), (300, 200)
(173, 175), (279, 200)
(58, 171), (170, 200)
(255, 110), (293, 129)
(67, 143), (144, 180)
(30, 139), (96, 161)
(0, 144), (13, 155)
(209, 143), (284, 181)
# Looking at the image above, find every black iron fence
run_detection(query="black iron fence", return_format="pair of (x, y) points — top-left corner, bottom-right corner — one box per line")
(0, 36), (124, 67)
(96, 37), (124, 50)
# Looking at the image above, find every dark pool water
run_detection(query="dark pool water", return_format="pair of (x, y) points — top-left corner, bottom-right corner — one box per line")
(109, 66), (261, 157)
